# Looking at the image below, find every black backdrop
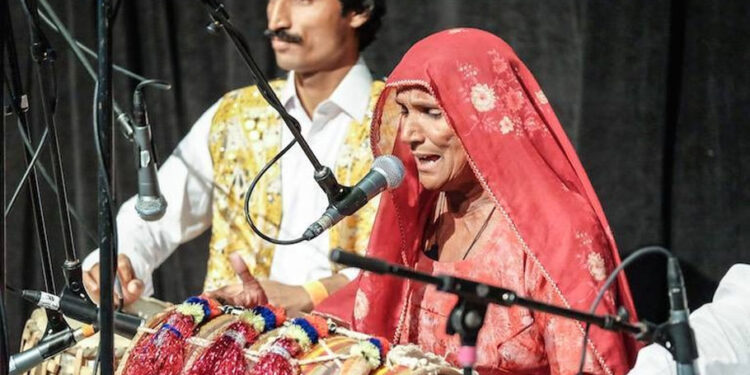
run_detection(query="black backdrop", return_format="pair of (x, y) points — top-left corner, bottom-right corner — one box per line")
(3, 0), (749, 353)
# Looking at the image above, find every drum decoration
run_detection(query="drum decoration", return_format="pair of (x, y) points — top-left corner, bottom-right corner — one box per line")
(117, 302), (466, 375)
(185, 305), (285, 375)
(250, 315), (329, 375)
(120, 295), (221, 375)
(340, 337), (390, 374)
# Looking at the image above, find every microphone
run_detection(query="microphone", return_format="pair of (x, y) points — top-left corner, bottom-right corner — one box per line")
(9, 324), (96, 375)
(132, 80), (171, 221)
(20, 289), (144, 338)
(666, 257), (699, 375)
(303, 155), (405, 240)
(330, 248), (392, 274)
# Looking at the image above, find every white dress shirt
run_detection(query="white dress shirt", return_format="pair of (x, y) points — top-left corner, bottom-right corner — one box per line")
(628, 264), (750, 375)
(83, 58), (373, 295)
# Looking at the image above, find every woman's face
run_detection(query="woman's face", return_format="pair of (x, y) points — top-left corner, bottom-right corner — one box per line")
(396, 88), (474, 191)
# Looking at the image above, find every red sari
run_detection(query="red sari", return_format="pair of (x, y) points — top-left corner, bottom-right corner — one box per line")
(318, 29), (639, 374)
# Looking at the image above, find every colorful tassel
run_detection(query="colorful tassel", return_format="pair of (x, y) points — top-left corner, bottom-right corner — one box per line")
(122, 295), (221, 375)
(250, 315), (329, 375)
(185, 305), (286, 375)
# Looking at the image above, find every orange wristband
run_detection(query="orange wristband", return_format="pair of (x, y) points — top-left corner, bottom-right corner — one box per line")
(302, 280), (329, 306)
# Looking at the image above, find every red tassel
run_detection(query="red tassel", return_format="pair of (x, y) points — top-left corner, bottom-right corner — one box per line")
(123, 312), (197, 375)
(250, 337), (302, 375)
(122, 296), (221, 375)
(186, 321), (258, 375)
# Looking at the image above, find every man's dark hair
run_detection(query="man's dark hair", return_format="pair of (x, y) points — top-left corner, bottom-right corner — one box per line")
(340, 0), (386, 51)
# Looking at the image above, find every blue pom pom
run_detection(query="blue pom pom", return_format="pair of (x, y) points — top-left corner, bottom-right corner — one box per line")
(252, 306), (277, 333)
(291, 318), (319, 344)
(368, 337), (384, 357)
(185, 296), (211, 320)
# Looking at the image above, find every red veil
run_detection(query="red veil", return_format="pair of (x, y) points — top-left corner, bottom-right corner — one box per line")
(318, 29), (639, 373)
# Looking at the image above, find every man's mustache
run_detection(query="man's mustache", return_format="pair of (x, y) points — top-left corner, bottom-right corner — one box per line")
(263, 29), (302, 44)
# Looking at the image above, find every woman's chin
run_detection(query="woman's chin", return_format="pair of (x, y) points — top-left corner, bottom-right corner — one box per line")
(418, 175), (445, 191)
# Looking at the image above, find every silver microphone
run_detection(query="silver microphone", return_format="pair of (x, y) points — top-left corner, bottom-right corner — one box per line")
(132, 80), (170, 221)
(303, 155), (405, 240)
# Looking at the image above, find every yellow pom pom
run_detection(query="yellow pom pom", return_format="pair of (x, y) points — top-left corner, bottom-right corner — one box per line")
(284, 325), (312, 351)
(350, 341), (381, 369)
(176, 303), (206, 324)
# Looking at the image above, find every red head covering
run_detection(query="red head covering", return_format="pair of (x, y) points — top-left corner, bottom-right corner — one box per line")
(318, 28), (639, 373)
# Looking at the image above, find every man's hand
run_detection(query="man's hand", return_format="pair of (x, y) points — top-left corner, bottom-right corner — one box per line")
(205, 253), (269, 307)
(258, 279), (312, 313)
(83, 253), (145, 306)
(205, 253), (314, 313)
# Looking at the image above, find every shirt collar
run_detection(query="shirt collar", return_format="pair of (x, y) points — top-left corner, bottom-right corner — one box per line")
(279, 57), (373, 122)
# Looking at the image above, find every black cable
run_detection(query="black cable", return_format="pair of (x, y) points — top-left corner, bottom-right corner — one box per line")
(4, 0), (60, 308)
(36, 2), (147, 82)
(111, 0), (123, 22)
(575, 246), (673, 374)
(23, 0), (80, 275)
(4, 128), (50, 216)
(134, 79), (172, 166)
(13, 117), (98, 246)
(3, 72), (97, 247)
(92, 355), (100, 375)
(36, 0), (140, 141)
(243, 140), (305, 245)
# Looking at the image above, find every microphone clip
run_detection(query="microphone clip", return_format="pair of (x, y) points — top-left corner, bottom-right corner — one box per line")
(314, 166), (351, 204)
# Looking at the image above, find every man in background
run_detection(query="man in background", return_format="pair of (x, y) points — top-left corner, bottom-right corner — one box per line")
(83, 0), (386, 313)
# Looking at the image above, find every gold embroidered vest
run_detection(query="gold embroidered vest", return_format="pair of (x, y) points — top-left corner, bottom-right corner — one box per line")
(204, 79), (385, 290)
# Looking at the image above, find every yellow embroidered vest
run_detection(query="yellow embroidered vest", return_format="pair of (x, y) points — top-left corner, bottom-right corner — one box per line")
(204, 79), (385, 290)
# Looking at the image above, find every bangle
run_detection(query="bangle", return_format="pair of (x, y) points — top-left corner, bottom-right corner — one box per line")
(302, 280), (329, 306)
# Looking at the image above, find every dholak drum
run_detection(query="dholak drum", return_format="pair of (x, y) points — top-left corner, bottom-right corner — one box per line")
(117, 303), (464, 375)
(19, 297), (170, 375)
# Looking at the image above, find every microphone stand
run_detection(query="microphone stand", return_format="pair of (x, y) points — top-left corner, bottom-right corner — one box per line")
(330, 250), (654, 374)
(1, 4), (8, 373)
(197, 0), (350, 204)
(20, 0), (85, 301)
(95, 0), (116, 373)
(3, 0), (68, 336)
(666, 258), (698, 375)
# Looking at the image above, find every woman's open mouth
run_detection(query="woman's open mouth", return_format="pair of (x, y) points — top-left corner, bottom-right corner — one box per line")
(415, 154), (441, 171)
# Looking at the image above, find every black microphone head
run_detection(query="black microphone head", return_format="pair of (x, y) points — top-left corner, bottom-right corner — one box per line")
(372, 155), (405, 189)
(135, 195), (167, 221)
